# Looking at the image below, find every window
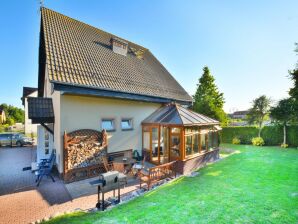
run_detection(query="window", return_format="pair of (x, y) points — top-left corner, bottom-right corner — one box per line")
(102, 119), (115, 131)
(185, 128), (200, 157)
(171, 128), (181, 134)
(121, 118), (133, 130)
(45, 131), (49, 154)
(201, 134), (207, 151)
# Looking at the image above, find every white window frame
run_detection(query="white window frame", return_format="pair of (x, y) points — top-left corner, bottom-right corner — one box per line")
(101, 118), (116, 132)
(121, 118), (133, 131)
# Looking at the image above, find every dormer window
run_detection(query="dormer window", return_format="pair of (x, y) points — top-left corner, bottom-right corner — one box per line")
(111, 37), (128, 56)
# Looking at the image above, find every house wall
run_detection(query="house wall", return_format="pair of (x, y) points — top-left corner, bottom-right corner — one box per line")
(175, 149), (219, 174)
(24, 91), (38, 135)
(58, 94), (161, 174)
(43, 67), (62, 172)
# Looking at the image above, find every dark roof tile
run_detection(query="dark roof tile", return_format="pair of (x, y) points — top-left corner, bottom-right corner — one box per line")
(41, 8), (192, 103)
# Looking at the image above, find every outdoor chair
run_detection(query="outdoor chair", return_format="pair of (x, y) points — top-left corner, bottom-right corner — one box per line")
(38, 150), (55, 167)
(102, 157), (114, 172)
(132, 156), (147, 176)
(132, 150), (142, 161)
(35, 154), (56, 187)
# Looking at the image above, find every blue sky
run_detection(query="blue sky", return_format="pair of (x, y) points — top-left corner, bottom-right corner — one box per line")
(0, 0), (297, 112)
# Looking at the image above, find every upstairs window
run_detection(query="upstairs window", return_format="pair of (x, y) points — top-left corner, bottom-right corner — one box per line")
(121, 118), (133, 130)
(102, 119), (115, 132)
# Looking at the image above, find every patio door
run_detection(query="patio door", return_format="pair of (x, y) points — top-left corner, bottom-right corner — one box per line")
(159, 127), (169, 164)
(151, 127), (159, 164)
(169, 128), (181, 161)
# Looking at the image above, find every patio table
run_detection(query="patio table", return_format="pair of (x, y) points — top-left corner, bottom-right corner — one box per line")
(113, 157), (136, 165)
(113, 157), (136, 176)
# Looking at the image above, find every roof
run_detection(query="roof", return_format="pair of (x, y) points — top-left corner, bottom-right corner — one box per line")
(142, 104), (220, 126)
(233, 110), (249, 115)
(27, 97), (54, 124)
(21, 87), (38, 105)
(39, 8), (192, 104)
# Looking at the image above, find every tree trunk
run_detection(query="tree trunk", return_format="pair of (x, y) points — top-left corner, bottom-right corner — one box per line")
(258, 122), (262, 137)
(283, 124), (286, 145)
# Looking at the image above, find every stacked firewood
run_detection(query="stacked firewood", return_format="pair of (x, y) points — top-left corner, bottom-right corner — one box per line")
(66, 135), (107, 169)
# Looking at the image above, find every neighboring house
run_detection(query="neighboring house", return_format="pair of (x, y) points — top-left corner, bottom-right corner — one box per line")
(0, 108), (6, 124)
(28, 8), (220, 180)
(21, 87), (38, 135)
(230, 110), (249, 120)
(8, 123), (24, 132)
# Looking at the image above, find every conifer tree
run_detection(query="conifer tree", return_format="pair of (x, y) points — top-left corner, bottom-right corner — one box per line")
(193, 66), (226, 123)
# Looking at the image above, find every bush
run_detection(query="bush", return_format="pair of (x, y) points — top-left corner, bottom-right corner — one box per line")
(280, 143), (288, 148)
(232, 137), (241, 144)
(252, 137), (265, 146)
(220, 125), (298, 147)
(220, 127), (258, 145)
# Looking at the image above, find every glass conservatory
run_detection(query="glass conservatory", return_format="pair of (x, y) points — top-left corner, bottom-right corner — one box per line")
(142, 103), (221, 166)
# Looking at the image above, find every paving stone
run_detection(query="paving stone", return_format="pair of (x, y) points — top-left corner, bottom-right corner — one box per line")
(0, 146), (141, 224)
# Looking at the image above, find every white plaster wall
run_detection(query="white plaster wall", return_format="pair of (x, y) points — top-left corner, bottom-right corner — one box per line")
(60, 95), (161, 157)
(37, 125), (54, 162)
(51, 90), (61, 172)
(24, 91), (38, 135)
(41, 67), (62, 172)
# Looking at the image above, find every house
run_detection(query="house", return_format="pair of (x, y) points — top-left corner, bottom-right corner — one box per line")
(28, 8), (220, 181)
(22, 87), (38, 135)
(230, 110), (249, 120)
(0, 108), (6, 124)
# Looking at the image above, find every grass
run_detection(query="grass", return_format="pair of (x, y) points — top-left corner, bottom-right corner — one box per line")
(45, 144), (298, 224)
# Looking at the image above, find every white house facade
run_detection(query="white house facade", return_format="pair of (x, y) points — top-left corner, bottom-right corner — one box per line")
(27, 8), (220, 180)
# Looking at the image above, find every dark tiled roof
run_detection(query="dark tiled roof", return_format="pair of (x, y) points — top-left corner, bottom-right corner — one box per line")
(142, 104), (219, 126)
(40, 8), (192, 103)
(27, 97), (54, 124)
(233, 110), (249, 115)
(22, 87), (38, 105)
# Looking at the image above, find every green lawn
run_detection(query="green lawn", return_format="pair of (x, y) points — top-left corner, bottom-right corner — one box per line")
(45, 145), (298, 224)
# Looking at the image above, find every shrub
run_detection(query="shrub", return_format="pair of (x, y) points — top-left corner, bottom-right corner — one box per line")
(220, 125), (298, 147)
(252, 137), (265, 146)
(281, 143), (288, 148)
(232, 137), (241, 145)
(220, 127), (258, 144)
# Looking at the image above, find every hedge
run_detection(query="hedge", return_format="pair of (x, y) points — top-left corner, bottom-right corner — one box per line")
(220, 125), (298, 147)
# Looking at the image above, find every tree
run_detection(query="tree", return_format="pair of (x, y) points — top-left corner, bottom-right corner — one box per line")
(270, 98), (295, 145)
(247, 95), (271, 137)
(289, 43), (298, 115)
(0, 104), (24, 124)
(193, 66), (227, 123)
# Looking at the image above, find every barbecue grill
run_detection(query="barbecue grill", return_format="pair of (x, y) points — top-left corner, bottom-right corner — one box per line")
(90, 171), (127, 211)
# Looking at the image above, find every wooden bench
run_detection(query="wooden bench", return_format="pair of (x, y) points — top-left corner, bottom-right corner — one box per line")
(108, 149), (133, 161)
(139, 161), (176, 190)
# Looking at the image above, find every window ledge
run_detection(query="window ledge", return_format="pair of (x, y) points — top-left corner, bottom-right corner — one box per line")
(121, 128), (134, 131)
(106, 129), (116, 132)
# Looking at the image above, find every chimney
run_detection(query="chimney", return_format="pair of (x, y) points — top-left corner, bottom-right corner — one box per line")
(111, 37), (128, 56)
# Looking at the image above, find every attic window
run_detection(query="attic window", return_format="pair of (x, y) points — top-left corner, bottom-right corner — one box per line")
(111, 37), (128, 56)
